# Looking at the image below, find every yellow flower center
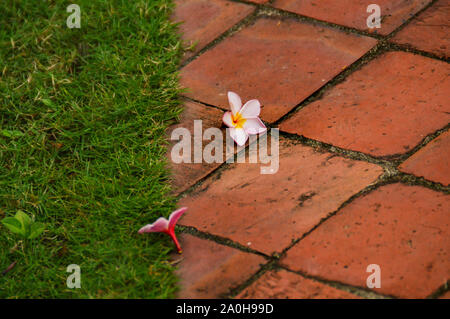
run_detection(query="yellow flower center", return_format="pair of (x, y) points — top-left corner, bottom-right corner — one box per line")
(232, 112), (246, 129)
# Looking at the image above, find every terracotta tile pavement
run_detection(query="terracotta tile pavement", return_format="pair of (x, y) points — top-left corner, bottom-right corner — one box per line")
(167, 99), (249, 194)
(281, 183), (450, 299)
(178, 137), (383, 255)
(399, 130), (450, 186)
(279, 52), (450, 157)
(180, 17), (377, 123)
(167, 100), (225, 194)
(173, 0), (254, 62)
(169, 0), (450, 299)
(173, 234), (266, 298)
(236, 269), (360, 299)
(272, 0), (432, 35)
(392, 0), (450, 58)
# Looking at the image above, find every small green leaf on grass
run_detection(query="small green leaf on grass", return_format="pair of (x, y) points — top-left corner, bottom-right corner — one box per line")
(1, 129), (24, 138)
(15, 210), (32, 228)
(29, 222), (46, 239)
(41, 99), (54, 107)
(1, 217), (24, 236)
(1, 211), (46, 239)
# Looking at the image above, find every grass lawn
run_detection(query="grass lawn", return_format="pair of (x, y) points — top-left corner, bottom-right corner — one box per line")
(0, 0), (184, 298)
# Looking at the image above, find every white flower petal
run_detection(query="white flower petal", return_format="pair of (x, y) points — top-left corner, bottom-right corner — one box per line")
(228, 91), (242, 115)
(230, 127), (248, 146)
(222, 111), (234, 128)
(240, 99), (261, 118)
(243, 118), (267, 135)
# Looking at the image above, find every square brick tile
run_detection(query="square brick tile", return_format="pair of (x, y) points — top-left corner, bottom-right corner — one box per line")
(173, 0), (254, 61)
(178, 136), (383, 255)
(180, 18), (377, 123)
(173, 234), (265, 298)
(399, 131), (450, 186)
(273, 0), (432, 35)
(282, 183), (450, 298)
(167, 100), (226, 195)
(392, 0), (450, 58)
(279, 52), (450, 157)
(236, 269), (359, 298)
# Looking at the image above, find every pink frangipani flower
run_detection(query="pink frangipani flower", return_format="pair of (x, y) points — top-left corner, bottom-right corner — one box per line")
(223, 91), (267, 146)
(138, 207), (187, 253)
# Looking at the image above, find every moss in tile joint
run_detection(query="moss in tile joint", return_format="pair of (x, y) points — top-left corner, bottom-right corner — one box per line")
(179, 7), (261, 68)
(278, 265), (394, 299)
(178, 224), (273, 260)
(426, 280), (449, 299)
(225, 259), (278, 299)
(384, 0), (440, 41)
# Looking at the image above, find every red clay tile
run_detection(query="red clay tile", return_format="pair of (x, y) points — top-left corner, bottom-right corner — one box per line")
(167, 100), (225, 195)
(279, 52), (450, 157)
(173, 0), (254, 61)
(236, 269), (359, 298)
(399, 131), (450, 186)
(273, 0), (432, 35)
(180, 18), (377, 123)
(392, 0), (450, 58)
(178, 137), (383, 255)
(282, 183), (450, 299)
(173, 234), (265, 298)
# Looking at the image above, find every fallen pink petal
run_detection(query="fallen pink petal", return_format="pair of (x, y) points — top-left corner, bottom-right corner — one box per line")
(138, 207), (187, 254)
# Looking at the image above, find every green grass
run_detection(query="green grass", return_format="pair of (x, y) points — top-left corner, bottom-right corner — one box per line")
(0, 0), (184, 298)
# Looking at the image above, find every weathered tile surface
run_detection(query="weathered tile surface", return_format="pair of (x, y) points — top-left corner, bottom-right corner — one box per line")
(279, 52), (450, 157)
(174, 234), (265, 298)
(273, 0), (432, 35)
(237, 269), (359, 299)
(399, 131), (450, 186)
(173, 0), (254, 61)
(181, 18), (377, 123)
(392, 0), (450, 57)
(179, 137), (383, 254)
(167, 100), (225, 194)
(282, 183), (450, 298)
